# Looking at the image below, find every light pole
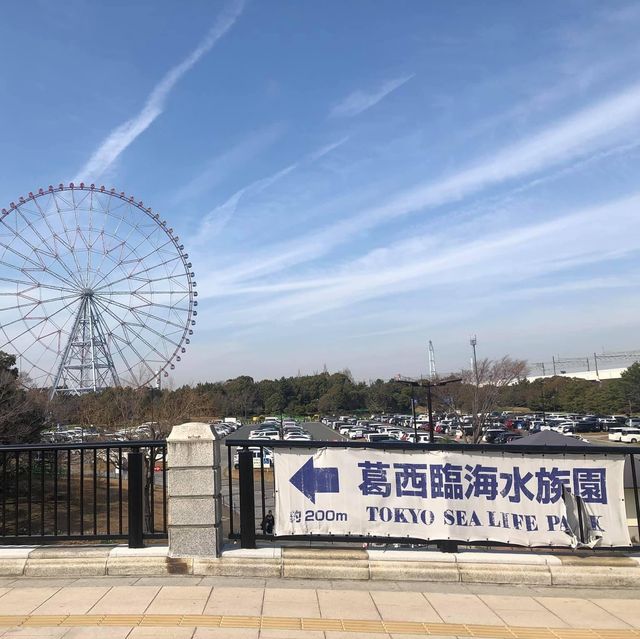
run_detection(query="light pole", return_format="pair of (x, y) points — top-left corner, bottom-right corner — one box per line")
(425, 378), (463, 442)
(395, 377), (420, 441)
(470, 336), (479, 386)
(470, 336), (479, 438)
(396, 376), (463, 442)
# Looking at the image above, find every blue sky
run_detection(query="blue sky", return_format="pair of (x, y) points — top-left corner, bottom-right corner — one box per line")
(2, 1), (640, 384)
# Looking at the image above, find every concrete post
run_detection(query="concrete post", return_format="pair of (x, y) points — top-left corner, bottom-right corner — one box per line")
(167, 422), (222, 557)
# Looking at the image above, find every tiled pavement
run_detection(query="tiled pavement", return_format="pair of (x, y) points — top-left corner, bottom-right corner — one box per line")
(0, 575), (638, 638)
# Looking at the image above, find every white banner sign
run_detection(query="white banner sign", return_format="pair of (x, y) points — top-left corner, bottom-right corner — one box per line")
(274, 448), (631, 547)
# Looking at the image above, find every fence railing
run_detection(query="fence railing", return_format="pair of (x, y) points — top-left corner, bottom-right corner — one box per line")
(0, 440), (167, 546)
(225, 438), (640, 551)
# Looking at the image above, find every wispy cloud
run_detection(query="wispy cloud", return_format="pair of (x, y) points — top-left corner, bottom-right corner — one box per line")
(205, 191), (640, 322)
(214, 80), (640, 285)
(74, 0), (244, 183)
(171, 123), (284, 205)
(193, 136), (350, 241)
(329, 74), (414, 118)
(307, 136), (350, 161)
(195, 162), (298, 241)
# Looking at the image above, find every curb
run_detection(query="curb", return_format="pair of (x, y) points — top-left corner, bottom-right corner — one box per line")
(0, 545), (639, 587)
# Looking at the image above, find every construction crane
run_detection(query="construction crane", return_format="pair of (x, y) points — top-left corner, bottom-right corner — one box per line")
(428, 340), (437, 380)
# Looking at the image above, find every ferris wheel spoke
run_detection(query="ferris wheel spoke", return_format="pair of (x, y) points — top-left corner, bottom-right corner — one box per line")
(87, 217), (150, 290)
(111, 330), (157, 382)
(94, 294), (181, 348)
(0, 237), (83, 293)
(107, 328), (147, 382)
(0, 275), (77, 295)
(93, 255), (182, 293)
(92, 295), (176, 363)
(0, 235), (59, 276)
(93, 315), (165, 385)
(90, 233), (126, 288)
(0, 293), (80, 314)
(99, 292), (191, 314)
(0, 298), (78, 350)
(120, 236), (175, 268)
(89, 225), (171, 291)
(51, 192), (88, 283)
(114, 217), (172, 266)
(13, 202), (86, 289)
(96, 295), (186, 332)
(50, 191), (79, 259)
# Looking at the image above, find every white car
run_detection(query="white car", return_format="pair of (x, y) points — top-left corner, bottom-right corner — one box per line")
(249, 430), (280, 440)
(620, 429), (640, 444)
(405, 433), (446, 444)
(284, 431), (310, 439)
(609, 427), (632, 442)
(233, 448), (273, 469)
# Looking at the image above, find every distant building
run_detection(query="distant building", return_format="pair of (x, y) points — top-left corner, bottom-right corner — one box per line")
(527, 367), (627, 383)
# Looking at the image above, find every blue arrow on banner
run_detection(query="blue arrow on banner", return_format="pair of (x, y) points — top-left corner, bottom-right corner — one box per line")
(289, 457), (340, 504)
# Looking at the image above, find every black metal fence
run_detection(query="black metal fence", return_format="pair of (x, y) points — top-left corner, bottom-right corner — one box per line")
(0, 440), (167, 546)
(226, 438), (640, 551)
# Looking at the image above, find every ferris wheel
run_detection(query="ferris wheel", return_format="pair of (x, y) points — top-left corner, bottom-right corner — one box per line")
(0, 183), (197, 396)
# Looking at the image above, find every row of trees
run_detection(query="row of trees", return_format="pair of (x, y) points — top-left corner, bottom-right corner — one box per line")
(1, 348), (639, 444)
(0, 352), (47, 444)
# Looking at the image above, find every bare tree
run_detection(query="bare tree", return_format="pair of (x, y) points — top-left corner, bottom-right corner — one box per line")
(462, 356), (529, 442)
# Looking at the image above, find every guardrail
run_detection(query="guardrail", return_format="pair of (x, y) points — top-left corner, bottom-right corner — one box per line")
(0, 440), (167, 547)
(225, 438), (640, 551)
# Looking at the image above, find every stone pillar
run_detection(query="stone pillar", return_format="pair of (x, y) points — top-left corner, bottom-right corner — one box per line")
(167, 422), (222, 557)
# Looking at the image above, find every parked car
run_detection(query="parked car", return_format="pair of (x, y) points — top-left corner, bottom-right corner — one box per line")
(482, 429), (506, 443)
(620, 429), (640, 444)
(575, 420), (601, 432)
(404, 433), (450, 444)
(494, 432), (524, 444)
(365, 433), (393, 443)
(609, 426), (636, 442)
(248, 429), (280, 440)
(233, 448), (273, 469)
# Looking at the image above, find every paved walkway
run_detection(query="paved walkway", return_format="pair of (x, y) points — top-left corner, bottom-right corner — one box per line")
(0, 575), (639, 638)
